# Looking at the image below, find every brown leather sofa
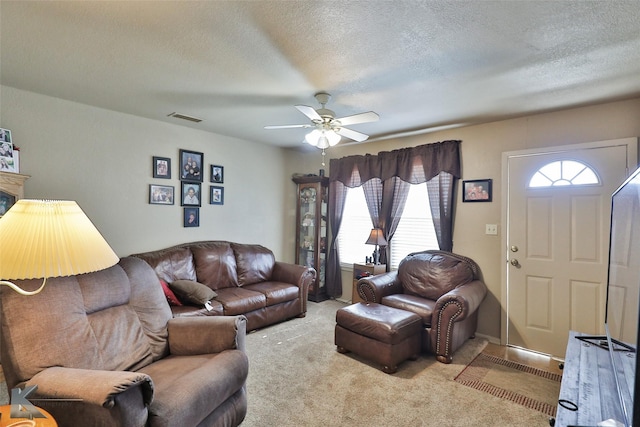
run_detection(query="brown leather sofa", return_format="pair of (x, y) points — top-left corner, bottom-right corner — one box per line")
(356, 250), (487, 363)
(131, 241), (316, 331)
(0, 256), (248, 427)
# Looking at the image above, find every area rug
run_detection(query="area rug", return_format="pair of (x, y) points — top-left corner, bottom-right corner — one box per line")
(454, 352), (561, 417)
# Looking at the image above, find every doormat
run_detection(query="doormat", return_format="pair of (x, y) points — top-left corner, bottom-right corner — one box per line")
(454, 352), (562, 417)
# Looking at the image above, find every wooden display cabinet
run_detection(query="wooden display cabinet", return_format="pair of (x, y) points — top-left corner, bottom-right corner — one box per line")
(293, 175), (329, 302)
(352, 263), (387, 303)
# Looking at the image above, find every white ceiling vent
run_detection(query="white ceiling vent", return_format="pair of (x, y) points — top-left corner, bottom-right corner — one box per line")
(167, 112), (203, 123)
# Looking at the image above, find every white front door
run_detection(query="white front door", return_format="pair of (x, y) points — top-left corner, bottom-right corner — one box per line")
(502, 138), (637, 358)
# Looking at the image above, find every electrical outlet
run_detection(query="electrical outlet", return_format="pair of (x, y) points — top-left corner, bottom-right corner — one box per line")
(485, 224), (498, 235)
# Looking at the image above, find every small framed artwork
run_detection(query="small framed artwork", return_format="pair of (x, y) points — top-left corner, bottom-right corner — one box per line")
(184, 207), (199, 227)
(179, 149), (203, 182)
(181, 182), (201, 206)
(210, 186), (224, 205)
(0, 191), (16, 216)
(210, 165), (224, 183)
(0, 139), (17, 173)
(153, 156), (171, 179)
(149, 184), (175, 205)
(0, 128), (11, 143)
(463, 179), (492, 202)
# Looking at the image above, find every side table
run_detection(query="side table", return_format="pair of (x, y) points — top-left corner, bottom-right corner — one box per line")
(352, 263), (386, 303)
(0, 405), (58, 426)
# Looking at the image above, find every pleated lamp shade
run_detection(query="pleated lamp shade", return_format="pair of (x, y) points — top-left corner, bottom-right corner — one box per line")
(0, 199), (119, 281)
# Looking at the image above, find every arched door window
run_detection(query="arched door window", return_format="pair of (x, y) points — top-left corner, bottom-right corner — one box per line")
(528, 160), (600, 188)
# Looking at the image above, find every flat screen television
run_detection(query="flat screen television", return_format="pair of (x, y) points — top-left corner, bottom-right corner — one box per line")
(603, 165), (640, 427)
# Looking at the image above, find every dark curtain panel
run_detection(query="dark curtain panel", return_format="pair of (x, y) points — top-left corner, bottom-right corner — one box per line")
(362, 178), (383, 227)
(326, 179), (348, 297)
(379, 176), (410, 267)
(426, 172), (455, 251)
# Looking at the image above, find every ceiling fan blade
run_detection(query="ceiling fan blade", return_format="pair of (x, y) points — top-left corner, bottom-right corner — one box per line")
(264, 124), (313, 129)
(336, 127), (369, 142)
(336, 111), (379, 126)
(295, 105), (322, 121)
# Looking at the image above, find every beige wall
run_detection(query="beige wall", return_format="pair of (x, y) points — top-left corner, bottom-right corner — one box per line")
(1, 86), (291, 259)
(3, 84), (640, 343)
(284, 97), (640, 341)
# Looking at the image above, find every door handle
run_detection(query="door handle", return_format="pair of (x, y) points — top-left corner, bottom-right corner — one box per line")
(510, 258), (521, 268)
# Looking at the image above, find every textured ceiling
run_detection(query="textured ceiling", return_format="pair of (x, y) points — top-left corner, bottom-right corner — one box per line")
(2, 1), (640, 148)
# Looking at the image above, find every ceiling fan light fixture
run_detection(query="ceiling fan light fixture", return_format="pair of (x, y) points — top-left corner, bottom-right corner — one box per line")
(327, 130), (341, 146)
(305, 129), (321, 146)
(305, 129), (340, 149)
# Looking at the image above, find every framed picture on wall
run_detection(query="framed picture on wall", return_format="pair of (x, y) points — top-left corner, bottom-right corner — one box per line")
(153, 156), (171, 179)
(210, 186), (224, 205)
(149, 184), (175, 205)
(179, 149), (203, 182)
(462, 179), (492, 202)
(184, 207), (199, 227)
(210, 165), (224, 183)
(181, 182), (202, 206)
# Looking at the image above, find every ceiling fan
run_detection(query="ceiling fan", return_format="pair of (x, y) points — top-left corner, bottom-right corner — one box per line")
(265, 92), (379, 149)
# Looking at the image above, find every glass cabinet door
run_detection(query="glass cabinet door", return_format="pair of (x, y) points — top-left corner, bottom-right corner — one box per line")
(293, 176), (329, 302)
(298, 186), (317, 268)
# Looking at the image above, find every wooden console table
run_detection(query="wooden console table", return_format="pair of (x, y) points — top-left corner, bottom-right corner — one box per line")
(553, 330), (633, 426)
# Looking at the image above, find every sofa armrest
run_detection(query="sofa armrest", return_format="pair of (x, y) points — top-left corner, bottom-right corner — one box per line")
(356, 271), (402, 303)
(434, 279), (488, 321)
(272, 261), (316, 313)
(272, 262), (315, 290)
(27, 367), (153, 408)
(168, 315), (247, 355)
(432, 279), (488, 363)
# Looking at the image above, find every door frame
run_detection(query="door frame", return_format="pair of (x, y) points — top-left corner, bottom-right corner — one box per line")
(500, 137), (638, 349)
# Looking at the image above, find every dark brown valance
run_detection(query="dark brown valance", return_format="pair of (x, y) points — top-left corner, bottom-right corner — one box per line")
(329, 140), (461, 186)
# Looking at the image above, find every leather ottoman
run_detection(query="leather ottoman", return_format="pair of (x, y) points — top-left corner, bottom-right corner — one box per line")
(335, 302), (422, 373)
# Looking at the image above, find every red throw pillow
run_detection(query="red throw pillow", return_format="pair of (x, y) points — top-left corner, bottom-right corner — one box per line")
(159, 279), (182, 306)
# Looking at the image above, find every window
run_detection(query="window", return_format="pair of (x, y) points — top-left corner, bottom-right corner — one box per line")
(529, 160), (600, 188)
(337, 183), (439, 270)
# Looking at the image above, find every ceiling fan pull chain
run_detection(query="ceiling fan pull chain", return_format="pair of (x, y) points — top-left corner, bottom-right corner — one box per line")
(321, 148), (326, 166)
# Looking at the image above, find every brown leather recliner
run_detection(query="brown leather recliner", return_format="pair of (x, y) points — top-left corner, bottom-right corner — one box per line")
(357, 250), (487, 363)
(0, 257), (248, 426)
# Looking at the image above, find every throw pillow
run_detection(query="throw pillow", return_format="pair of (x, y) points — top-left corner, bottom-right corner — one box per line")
(159, 279), (183, 306)
(169, 279), (217, 305)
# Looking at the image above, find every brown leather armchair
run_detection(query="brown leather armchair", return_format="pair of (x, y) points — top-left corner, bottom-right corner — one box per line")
(357, 250), (487, 363)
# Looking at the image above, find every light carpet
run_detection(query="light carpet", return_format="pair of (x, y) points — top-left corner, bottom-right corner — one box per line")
(243, 300), (555, 426)
(454, 352), (562, 417)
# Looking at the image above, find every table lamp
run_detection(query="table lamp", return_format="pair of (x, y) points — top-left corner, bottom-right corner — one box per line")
(0, 199), (119, 295)
(365, 228), (387, 265)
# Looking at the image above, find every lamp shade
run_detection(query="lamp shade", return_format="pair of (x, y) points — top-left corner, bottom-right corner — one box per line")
(0, 199), (119, 280)
(365, 228), (387, 246)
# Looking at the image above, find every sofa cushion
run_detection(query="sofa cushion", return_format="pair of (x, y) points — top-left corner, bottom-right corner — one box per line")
(160, 279), (183, 306)
(231, 243), (275, 286)
(190, 241), (239, 289)
(398, 252), (475, 300)
(132, 246), (197, 283)
(214, 287), (267, 315)
(382, 294), (436, 327)
(243, 282), (299, 306)
(170, 280), (217, 305)
(138, 352), (248, 427)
